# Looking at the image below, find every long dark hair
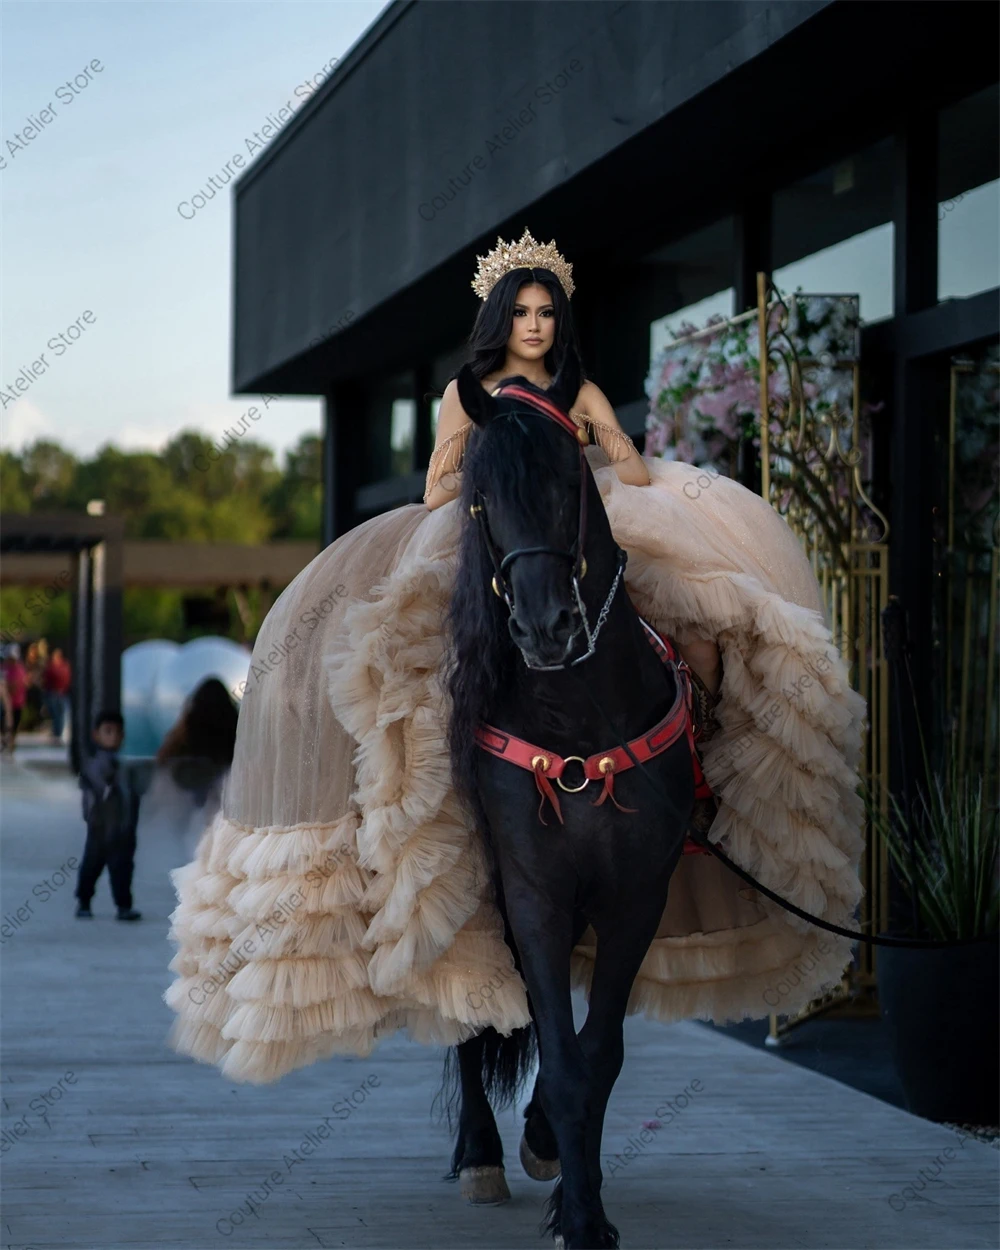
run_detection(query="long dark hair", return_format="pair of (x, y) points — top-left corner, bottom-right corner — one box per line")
(157, 677), (239, 767)
(465, 267), (585, 384)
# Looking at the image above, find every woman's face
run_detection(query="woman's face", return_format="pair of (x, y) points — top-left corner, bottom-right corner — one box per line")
(506, 282), (555, 363)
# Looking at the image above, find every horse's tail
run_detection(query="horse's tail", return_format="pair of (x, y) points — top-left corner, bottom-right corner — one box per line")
(434, 1023), (537, 1131)
(432, 847), (536, 1124)
(480, 1022), (538, 1108)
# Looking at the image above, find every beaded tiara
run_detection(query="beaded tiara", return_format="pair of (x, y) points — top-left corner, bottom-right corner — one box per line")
(471, 228), (575, 301)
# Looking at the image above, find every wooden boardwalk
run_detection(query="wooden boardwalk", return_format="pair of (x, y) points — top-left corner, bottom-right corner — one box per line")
(2, 755), (997, 1250)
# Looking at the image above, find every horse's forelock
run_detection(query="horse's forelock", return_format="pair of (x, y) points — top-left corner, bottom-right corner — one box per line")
(466, 402), (579, 524)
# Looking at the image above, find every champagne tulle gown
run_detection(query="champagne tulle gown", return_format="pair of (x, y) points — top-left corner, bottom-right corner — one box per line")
(166, 435), (865, 1085)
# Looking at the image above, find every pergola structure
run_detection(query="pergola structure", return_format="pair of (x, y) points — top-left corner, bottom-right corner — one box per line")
(1, 513), (124, 770)
(0, 515), (318, 769)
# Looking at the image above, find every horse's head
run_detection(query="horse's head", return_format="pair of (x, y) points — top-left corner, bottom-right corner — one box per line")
(456, 354), (610, 670)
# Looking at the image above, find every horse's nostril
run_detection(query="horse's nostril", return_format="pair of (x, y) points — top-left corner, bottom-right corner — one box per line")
(550, 608), (574, 642)
(508, 616), (530, 646)
(508, 611), (575, 659)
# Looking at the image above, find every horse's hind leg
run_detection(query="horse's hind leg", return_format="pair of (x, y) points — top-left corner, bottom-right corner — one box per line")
(446, 1031), (510, 1204)
(521, 1085), (561, 1181)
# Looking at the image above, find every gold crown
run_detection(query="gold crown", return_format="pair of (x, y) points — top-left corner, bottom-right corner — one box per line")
(471, 228), (575, 301)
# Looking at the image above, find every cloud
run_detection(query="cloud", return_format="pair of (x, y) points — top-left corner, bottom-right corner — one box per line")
(0, 399), (58, 451)
(117, 423), (175, 452)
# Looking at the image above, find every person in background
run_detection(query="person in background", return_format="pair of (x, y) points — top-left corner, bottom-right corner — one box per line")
(156, 677), (239, 804)
(42, 647), (72, 744)
(75, 710), (142, 921)
(142, 678), (240, 862)
(2, 645), (28, 753)
(23, 639), (47, 733)
(0, 666), (12, 752)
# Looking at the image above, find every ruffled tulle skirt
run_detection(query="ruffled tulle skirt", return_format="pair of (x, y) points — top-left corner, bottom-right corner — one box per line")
(165, 450), (865, 1084)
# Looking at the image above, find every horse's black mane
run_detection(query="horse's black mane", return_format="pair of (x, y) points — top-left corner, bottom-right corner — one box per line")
(443, 401), (581, 836)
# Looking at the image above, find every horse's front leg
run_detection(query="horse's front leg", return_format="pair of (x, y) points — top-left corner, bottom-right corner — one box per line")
(520, 912), (590, 1185)
(575, 859), (681, 1238)
(500, 884), (600, 1248)
(446, 1030), (511, 1204)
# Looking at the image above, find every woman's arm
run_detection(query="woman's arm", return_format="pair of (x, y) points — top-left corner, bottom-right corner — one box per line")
(424, 380), (473, 511)
(576, 381), (651, 486)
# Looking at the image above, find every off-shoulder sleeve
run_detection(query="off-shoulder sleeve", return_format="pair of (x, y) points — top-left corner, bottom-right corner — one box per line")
(572, 413), (638, 464)
(423, 420), (473, 503)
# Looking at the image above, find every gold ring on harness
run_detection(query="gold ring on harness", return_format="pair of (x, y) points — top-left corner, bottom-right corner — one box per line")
(556, 755), (590, 793)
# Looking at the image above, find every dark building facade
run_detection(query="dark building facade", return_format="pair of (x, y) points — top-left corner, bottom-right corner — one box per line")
(231, 0), (999, 751)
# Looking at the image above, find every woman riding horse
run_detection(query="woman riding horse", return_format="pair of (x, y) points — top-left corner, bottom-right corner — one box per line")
(166, 231), (865, 1248)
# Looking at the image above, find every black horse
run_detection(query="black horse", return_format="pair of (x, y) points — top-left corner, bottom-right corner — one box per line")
(440, 358), (697, 1249)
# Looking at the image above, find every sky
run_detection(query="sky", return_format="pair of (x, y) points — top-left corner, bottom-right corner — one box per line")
(1, 0), (386, 465)
(4, 4), (997, 467)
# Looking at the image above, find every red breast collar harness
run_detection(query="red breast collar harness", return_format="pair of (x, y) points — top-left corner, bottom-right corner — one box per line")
(474, 618), (712, 848)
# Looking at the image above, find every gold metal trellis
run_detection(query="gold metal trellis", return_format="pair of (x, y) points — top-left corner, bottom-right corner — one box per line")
(754, 274), (891, 1041)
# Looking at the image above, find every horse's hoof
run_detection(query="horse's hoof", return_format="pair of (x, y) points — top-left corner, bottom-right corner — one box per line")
(519, 1133), (561, 1181)
(459, 1165), (511, 1204)
(553, 1237), (565, 1250)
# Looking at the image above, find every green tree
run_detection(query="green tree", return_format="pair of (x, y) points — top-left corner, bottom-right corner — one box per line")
(268, 433), (323, 539)
(0, 450), (32, 512)
(1, 428), (324, 643)
(70, 445), (175, 532)
(18, 441), (78, 508)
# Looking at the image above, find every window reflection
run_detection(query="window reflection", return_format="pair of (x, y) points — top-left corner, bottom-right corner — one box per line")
(362, 371), (414, 482)
(390, 398), (416, 476)
(938, 84), (1000, 302)
(644, 217), (735, 364)
(772, 138), (894, 323)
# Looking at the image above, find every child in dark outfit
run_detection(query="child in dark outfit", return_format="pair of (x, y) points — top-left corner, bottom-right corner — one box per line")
(75, 711), (142, 921)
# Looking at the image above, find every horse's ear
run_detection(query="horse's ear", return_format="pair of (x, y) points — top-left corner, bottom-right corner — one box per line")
(456, 364), (496, 429)
(547, 352), (582, 416)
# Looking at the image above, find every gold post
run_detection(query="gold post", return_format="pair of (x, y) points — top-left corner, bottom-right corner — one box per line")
(851, 363), (861, 544)
(757, 272), (771, 505)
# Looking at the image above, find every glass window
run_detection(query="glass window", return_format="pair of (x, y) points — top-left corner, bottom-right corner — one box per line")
(938, 84), (1000, 302)
(772, 137), (895, 323)
(390, 399), (416, 476)
(362, 371), (414, 482)
(427, 341), (467, 449)
(645, 217), (735, 363)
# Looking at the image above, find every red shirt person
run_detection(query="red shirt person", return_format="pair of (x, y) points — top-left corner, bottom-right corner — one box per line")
(2, 647), (28, 748)
(43, 649), (72, 696)
(42, 648), (72, 742)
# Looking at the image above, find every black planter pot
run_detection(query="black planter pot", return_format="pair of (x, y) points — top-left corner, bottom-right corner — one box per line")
(877, 936), (1000, 1125)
